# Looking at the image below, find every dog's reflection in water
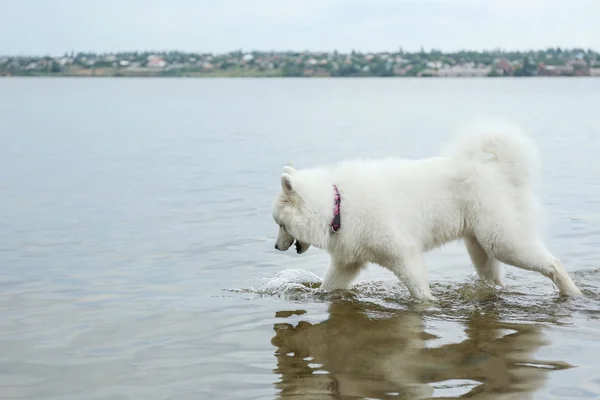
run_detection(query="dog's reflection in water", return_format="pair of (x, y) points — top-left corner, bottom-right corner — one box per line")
(271, 301), (571, 399)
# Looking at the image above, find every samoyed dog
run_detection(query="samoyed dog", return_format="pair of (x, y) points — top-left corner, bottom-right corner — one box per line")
(271, 125), (583, 301)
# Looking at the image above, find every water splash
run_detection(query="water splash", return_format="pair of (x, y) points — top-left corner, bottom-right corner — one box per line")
(227, 268), (600, 322)
(226, 269), (325, 301)
(260, 269), (323, 292)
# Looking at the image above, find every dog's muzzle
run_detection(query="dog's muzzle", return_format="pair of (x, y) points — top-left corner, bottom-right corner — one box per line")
(275, 239), (309, 254)
(274, 241), (293, 252)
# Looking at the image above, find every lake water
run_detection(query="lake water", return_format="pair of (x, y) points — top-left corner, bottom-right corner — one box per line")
(1, 77), (600, 400)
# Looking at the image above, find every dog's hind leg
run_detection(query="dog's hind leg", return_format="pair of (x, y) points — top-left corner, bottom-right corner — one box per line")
(486, 235), (582, 296)
(320, 260), (365, 291)
(464, 237), (505, 287)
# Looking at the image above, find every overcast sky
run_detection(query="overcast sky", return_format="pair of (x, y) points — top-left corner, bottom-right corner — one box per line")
(1, 0), (598, 55)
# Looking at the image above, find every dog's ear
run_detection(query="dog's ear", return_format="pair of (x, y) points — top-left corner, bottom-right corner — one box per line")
(283, 165), (296, 175)
(280, 173), (294, 196)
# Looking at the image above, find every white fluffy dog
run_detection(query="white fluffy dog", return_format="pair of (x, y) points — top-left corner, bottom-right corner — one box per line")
(271, 126), (583, 301)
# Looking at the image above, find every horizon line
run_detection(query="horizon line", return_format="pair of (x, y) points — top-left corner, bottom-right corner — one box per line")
(1, 46), (598, 58)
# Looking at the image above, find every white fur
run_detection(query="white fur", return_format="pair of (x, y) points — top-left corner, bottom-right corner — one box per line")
(272, 126), (583, 301)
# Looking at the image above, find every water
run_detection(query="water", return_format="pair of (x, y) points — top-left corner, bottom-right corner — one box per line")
(1, 77), (600, 400)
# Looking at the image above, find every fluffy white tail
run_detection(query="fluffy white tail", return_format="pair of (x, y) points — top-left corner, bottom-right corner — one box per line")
(448, 123), (541, 189)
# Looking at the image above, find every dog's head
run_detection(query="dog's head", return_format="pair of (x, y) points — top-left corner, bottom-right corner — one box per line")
(272, 164), (311, 255)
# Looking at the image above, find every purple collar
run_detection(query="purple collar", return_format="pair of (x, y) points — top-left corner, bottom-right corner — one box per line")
(331, 185), (341, 233)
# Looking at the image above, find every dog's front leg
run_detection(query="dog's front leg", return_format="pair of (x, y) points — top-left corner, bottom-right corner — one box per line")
(390, 252), (435, 301)
(320, 260), (365, 291)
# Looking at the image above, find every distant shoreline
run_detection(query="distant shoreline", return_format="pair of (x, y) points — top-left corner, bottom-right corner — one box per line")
(2, 68), (599, 78)
(3, 48), (599, 78)
(2, 74), (599, 78)
(2, 70), (599, 79)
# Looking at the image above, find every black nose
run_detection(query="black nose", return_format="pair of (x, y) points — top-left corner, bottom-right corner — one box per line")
(274, 244), (280, 250)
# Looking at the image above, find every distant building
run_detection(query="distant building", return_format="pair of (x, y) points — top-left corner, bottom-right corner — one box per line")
(567, 59), (587, 67)
(418, 68), (439, 77)
(58, 57), (73, 66)
(426, 61), (443, 69)
(147, 56), (166, 68)
(495, 59), (513, 75)
(540, 65), (574, 76)
(438, 66), (491, 77)
(393, 65), (412, 76)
